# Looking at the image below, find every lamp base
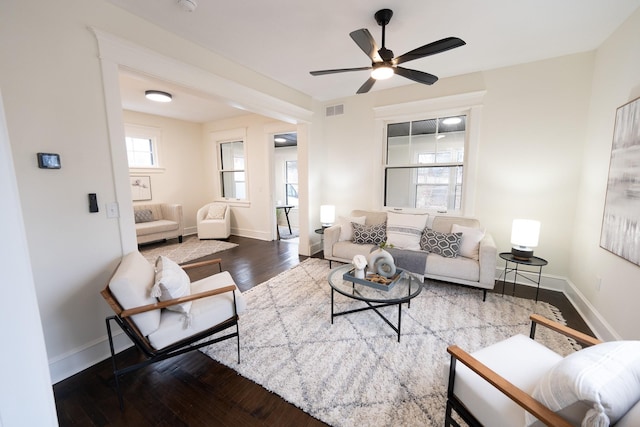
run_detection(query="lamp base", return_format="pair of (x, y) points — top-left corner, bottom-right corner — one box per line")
(511, 247), (533, 261)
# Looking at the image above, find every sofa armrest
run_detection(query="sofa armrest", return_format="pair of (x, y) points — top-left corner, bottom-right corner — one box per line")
(478, 232), (497, 287)
(323, 225), (341, 258)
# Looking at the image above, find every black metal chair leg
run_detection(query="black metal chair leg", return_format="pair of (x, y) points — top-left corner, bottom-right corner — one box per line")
(105, 317), (124, 410)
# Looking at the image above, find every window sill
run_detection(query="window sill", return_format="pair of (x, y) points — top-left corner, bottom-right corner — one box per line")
(129, 167), (165, 174)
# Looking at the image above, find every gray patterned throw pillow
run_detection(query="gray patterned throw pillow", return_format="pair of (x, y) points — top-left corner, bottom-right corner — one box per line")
(352, 222), (387, 245)
(420, 229), (462, 258)
(134, 209), (154, 224)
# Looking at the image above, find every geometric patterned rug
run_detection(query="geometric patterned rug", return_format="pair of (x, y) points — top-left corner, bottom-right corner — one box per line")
(201, 258), (579, 427)
(139, 235), (237, 265)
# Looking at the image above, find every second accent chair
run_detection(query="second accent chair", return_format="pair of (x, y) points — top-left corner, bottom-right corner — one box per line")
(197, 202), (231, 239)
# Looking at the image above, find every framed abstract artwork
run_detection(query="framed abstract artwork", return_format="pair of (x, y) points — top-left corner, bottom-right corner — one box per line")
(600, 96), (640, 265)
(130, 176), (152, 201)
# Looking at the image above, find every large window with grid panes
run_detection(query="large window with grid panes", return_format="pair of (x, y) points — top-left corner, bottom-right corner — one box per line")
(384, 115), (466, 212)
(219, 140), (246, 200)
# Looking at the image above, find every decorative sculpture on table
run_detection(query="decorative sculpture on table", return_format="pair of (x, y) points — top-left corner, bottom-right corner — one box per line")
(367, 248), (397, 278)
(352, 255), (367, 279)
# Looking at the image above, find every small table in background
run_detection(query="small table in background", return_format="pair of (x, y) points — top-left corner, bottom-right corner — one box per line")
(498, 252), (548, 302)
(275, 205), (295, 240)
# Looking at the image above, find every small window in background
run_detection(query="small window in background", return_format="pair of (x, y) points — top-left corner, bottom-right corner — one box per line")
(285, 160), (299, 206)
(125, 136), (156, 167)
(220, 140), (246, 199)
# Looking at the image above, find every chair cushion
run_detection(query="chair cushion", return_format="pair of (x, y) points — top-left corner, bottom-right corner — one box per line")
(151, 256), (192, 316)
(336, 215), (366, 241)
(453, 334), (563, 427)
(206, 203), (227, 220)
(385, 212), (428, 250)
(147, 271), (247, 350)
(451, 224), (485, 260)
(108, 251), (161, 337)
(420, 229), (462, 258)
(527, 340), (640, 427)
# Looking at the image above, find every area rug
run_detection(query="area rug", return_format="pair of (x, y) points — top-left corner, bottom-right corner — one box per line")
(201, 258), (579, 427)
(139, 235), (238, 265)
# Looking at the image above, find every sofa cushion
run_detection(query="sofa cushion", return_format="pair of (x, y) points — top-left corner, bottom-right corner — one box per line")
(352, 222), (386, 245)
(206, 203), (227, 220)
(151, 256), (192, 316)
(426, 253), (479, 281)
(420, 229), (462, 258)
(134, 209), (154, 224)
(385, 212), (428, 250)
(108, 251), (161, 337)
(135, 219), (179, 236)
(147, 271), (246, 350)
(332, 240), (378, 261)
(351, 210), (387, 226)
(527, 340), (640, 427)
(336, 215), (366, 241)
(451, 224), (485, 260)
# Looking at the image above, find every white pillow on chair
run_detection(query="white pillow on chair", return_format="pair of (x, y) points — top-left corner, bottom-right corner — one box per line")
(205, 203), (227, 220)
(152, 256), (192, 319)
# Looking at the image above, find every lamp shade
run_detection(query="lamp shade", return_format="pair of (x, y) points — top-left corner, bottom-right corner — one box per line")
(320, 205), (335, 226)
(511, 219), (540, 259)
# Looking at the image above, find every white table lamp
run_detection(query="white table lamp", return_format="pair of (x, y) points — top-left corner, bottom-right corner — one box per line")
(320, 205), (335, 227)
(511, 219), (540, 260)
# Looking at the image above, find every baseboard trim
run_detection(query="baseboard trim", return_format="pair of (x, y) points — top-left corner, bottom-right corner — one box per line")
(49, 330), (132, 384)
(495, 267), (620, 340)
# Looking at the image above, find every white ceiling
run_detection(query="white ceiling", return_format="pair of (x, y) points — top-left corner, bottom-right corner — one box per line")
(112, 0), (640, 123)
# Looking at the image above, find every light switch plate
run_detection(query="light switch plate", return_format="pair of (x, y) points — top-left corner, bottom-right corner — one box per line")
(106, 202), (119, 218)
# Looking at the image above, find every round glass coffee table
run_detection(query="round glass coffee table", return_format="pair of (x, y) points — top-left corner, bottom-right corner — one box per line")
(327, 264), (423, 342)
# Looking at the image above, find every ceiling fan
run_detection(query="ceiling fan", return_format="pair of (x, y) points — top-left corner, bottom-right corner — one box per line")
(310, 9), (466, 94)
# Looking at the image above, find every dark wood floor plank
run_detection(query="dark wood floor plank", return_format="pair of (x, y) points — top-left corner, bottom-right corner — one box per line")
(54, 236), (590, 426)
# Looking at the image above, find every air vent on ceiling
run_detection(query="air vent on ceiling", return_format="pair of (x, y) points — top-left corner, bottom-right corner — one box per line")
(325, 104), (344, 117)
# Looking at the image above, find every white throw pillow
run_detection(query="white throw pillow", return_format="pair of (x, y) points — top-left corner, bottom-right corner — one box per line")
(451, 224), (485, 260)
(526, 341), (640, 427)
(206, 203), (227, 220)
(386, 212), (428, 250)
(336, 216), (366, 241)
(151, 256), (192, 318)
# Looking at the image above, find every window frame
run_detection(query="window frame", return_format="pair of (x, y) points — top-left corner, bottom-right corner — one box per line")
(124, 124), (163, 172)
(213, 128), (249, 203)
(373, 91), (485, 217)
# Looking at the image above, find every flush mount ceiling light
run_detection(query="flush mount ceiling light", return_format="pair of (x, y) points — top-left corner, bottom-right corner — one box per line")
(177, 0), (197, 12)
(145, 90), (172, 103)
(274, 137), (287, 143)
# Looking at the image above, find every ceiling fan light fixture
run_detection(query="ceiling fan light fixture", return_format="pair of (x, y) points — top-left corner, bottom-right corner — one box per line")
(371, 64), (394, 80)
(145, 90), (172, 103)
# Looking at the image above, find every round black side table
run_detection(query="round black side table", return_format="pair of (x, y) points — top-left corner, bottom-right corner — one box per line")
(498, 252), (548, 302)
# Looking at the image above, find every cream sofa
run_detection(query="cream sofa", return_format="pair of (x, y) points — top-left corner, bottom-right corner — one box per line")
(323, 210), (497, 299)
(134, 203), (184, 245)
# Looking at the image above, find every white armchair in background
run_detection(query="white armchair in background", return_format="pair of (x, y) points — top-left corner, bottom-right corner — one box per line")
(197, 202), (231, 239)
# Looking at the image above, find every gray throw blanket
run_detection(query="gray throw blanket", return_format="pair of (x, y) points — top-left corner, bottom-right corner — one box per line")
(386, 248), (428, 277)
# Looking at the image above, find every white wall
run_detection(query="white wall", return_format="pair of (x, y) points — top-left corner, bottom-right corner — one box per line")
(124, 110), (207, 234)
(569, 8), (640, 340)
(0, 0), (313, 386)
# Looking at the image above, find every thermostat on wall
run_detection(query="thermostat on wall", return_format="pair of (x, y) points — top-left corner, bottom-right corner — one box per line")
(37, 152), (61, 169)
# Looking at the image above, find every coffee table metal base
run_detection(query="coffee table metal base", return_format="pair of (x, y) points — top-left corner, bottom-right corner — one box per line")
(330, 287), (408, 342)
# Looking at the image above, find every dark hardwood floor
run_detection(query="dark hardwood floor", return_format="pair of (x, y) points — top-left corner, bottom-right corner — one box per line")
(54, 236), (592, 426)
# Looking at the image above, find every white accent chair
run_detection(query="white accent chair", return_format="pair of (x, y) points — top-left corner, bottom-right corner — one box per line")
(101, 251), (246, 409)
(197, 202), (231, 239)
(446, 314), (640, 427)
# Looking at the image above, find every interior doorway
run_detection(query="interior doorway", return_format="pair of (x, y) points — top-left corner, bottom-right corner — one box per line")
(273, 132), (298, 243)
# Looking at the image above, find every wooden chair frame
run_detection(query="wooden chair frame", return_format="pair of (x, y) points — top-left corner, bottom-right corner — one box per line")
(101, 258), (241, 409)
(445, 314), (602, 427)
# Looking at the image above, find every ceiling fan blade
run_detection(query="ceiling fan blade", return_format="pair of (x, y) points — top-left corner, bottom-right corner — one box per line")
(356, 77), (376, 94)
(394, 37), (466, 65)
(350, 29), (382, 62)
(395, 67), (438, 85)
(310, 66), (372, 76)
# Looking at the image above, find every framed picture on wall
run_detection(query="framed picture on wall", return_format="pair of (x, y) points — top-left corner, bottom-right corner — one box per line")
(600, 96), (640, 265)
(130, 176), (152, 201)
